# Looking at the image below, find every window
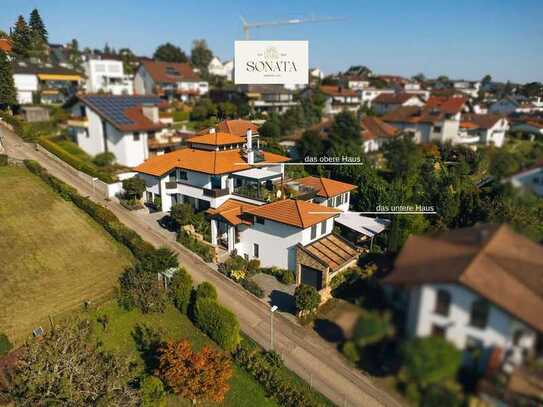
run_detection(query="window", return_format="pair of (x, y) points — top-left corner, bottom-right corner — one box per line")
(431, 324), (446, 337)
(169, 171), (176, 182)
(311, 224), (317, 240)
(470, 299), (490, 329)
(133, 132), (140, 141)
(434, 289), (451, 317)
(320, 220), (327, 235)
(465, 336), (483, 354)
(433, 126), (442, 133)
(178, 171), (188, 181)
(253, 243), (259, 258)
(256, 216), (265, 225)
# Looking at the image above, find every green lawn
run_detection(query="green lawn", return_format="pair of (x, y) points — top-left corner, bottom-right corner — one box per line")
(89, 302), (277, 407)
(0, 165), (134, 342)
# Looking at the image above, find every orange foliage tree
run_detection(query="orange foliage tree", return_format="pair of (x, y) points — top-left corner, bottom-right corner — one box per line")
(156, 339), (233, 403)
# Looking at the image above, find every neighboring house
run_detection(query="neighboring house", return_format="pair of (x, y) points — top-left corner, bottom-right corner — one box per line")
(84, 58), (133, 95)
(310, 67), (324, 80)
(319, 85), (360, 115)
(342, 75), (370, 90)
(510, 118), (543, 139)
(207, 56), (234, 81)
(216, 119), (259, 138)
(382, 95), (467, 144)
(238, 85), (298, 114)
(360, 116), (399, 152)
(359, 88), (395, 107)
(12, 61), (82, 105)
(489, 96), (539, 115)
(372, 93), (424, 115)
(132, 130), (360, 297)
(66, 94), (173, 167)
(385, 224), (543, 370)
(134, 60), (209, 101)
(507, 163), (543, 197)
(453, 80), (481, 98)
(0, 38), (12, 55)
(459, 113), (509, 147)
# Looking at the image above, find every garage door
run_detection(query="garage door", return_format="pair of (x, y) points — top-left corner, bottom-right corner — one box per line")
(300, 265), (323, 290)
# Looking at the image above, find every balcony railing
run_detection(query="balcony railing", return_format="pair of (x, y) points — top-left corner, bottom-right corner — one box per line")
(233, 185), (279, 202)
(165, 181), (177, 190)
(203, 187), (230, 198)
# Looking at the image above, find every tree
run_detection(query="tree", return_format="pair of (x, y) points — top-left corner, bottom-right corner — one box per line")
(92, 151), (116, 167)
(170, 203), (195, 228)
(119, 48), (137, 75)
(259, 114), (281, 139)
(169, 268), (193, 313)
(29, 9), (48, 43)
(10, 16), (32, 59)
(481, 74), (492, 86)
(191, 39), (213, 71)
(6, 319), (140, 405)
(297, 129), (325, 160)
(0, 50), (17, 107)
(382, 136), (424, 186)
(190, 98), (217, 121)
(156, 339), (233, 403)
(294, 284), (321, 313)
(352, 311), (394, 347)
(140, 376), (166, 407)
(122, 176), (146, 200)
(195, 281), (218, 301)
(153, 43), (188, 63)
(67, 39), (83, 71)
(328, 110), (361, 151)
(399, 336), (461, 390)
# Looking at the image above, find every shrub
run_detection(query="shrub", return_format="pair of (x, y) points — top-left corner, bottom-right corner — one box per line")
(118, 262), (167, 314)
(178, 230), (214, 262)
(172, 110), (189, 122)
(260, 266), (294, 285)
(193, 298), (240, 352)
(0, 154), (7, 166)
(0, 333), (13, 357)
(122, 176), (146, 200)
(169, 268), (192, 314)
(92, 151), (116, 167)
(241, 278), (264, 298)
(352, 311), (394, 347)
(246, 259), (260, 276)
(170, 203), (194, 228)
(195, 282), (218, 301)
(341, 340), (360, 364)
(294, 284), (321, 313)
(140, 376), (166, 407)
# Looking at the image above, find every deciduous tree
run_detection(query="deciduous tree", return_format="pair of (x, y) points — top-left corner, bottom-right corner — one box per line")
(190, 39), (213, 71)
(153, 43), (188, 63)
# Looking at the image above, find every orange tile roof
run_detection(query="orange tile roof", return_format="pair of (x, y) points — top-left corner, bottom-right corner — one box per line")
(134, 148), (289, 176)
(217, 119), (259, 137)
(360, 116), (399, 141)
(425, 95), (466, 115)
(187, 132), (246, 146)
(0, 38), (12, 53)
(460, 120), (479, 129)
(140, 60), (200, 83)
(296, 176), (356, 198)
(206, 199), (259, 226)
(245, 199), (339, 229)
(320, 85), (358, 97)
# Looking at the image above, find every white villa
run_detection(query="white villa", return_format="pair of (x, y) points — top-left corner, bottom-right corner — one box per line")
(385, 224), (543, 371)
(372, 93), (425, 115)
(318, 85), (361, 115)
(134, 60), (209, 102)
(459, 114), (509, 147)
(207, 56), (234, 81)
(84, 58), (133, 95)
(133, 127), (362, 299)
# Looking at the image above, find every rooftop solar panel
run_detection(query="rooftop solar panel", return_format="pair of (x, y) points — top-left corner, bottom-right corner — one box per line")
(84, 95), (163, 128)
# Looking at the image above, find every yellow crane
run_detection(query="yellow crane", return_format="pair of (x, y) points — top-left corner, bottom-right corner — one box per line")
(240, 15), (346, 40)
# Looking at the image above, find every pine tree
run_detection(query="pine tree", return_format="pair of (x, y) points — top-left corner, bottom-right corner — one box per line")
(10, 15), (32, 59)
(0, 50), (17, 108)
(29, 9), (48, 43)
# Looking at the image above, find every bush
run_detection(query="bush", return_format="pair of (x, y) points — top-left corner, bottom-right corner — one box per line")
(246, 259), (260, 276)
(260, 266), (295, 285)
(140, 376), (166, 407)
(341, 340), (360, 364)
(294, 284), (321, 313)
(172, 110), (189, 122)
(195, 282), (218, 301)
(178, 230), (214, 262)
(169, 268), (192, 314)
(122, 176), (146, 200)
(92, 151), (116, 167)
(193, 298), (240, 352)
(241, 278), (264, 298)
(0, 154), (8, 166)
(0, 333), (13, 357)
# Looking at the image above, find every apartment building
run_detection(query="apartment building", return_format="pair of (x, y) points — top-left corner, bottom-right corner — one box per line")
(84, 58), (133, 95)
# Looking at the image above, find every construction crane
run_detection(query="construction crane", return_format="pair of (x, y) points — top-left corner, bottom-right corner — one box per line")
(240, 15), (346, 40)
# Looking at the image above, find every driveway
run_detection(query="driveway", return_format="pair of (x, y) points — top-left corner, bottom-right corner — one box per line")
(1, 124), (402, 407)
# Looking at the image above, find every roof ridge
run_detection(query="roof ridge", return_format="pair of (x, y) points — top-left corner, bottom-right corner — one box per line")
(294, 200), (306, 228)
(460, 225), (504, 283)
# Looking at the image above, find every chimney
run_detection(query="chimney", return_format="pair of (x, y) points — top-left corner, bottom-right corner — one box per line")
(142, 103), (159, 123)
(246, 129), (254, 164)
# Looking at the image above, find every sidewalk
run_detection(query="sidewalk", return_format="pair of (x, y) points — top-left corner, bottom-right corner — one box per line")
(1, 125), (403, 407)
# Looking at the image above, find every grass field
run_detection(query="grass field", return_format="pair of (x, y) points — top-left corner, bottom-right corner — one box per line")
(89, 302), (277, 407)
(0, 165), (134, 342)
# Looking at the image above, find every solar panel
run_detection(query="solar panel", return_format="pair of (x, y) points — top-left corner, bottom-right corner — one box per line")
(86, 95), (163, 127)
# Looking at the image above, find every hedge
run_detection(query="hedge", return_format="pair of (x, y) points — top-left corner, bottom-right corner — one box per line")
(241, 278), (265, 298)
(24, 160), (154, 261)
(193, 297), (240, 352)
(169, 268), (193, 314)
(195, 282), (218, 301)
(233, 337), (332, 407)
(38, 137), (116, 183)
(177, 230), (214, 262)
(260, 266), (295, 285)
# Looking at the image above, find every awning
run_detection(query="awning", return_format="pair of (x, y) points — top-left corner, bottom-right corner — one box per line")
(37, 73), (81, 81)
(335, 212), (390, 238)
(232, 167), (282, 181)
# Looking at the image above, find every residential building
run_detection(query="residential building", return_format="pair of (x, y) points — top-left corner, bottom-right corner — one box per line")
(207, 56), (234, 81)
(309, 67), (324, 81)
(359, 88), (395, 107)
(0, 38), (12, 54)
(453, 80), (481, 98)
(84, 58), (133, 95)
(342, 75), (370, 90)
(134, 60), (209, 101)
(510, 117), (543, 139)
(372, 93), (425, 115)
(318, 85), (360, 115)
(489, 96), (539, 115)
(216, 119), (259, 138)
(360, 116), (400, 152)
(238, 85), (298, 114)
(12, 61), (82, 105)
(66, 94), (173, 167)
(385, 224), (543, 370)
(459, 113), (509, 147)
(507, 164), (543, 197)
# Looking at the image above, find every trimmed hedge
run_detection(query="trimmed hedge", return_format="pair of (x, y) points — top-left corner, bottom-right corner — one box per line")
(177, 230), (214, 262)
(193, 297), (240, 352)
(260, 266), (295, 285)
(234, 337), (332, 407)
(24, 160), (154, 261)
(169, 268), (193, 314)
(195, 282), (218, 301)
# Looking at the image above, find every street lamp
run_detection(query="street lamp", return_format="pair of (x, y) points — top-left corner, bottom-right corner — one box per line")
(270, 305), (278, 351)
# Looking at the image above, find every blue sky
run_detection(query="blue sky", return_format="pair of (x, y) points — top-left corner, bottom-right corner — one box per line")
(2, 0), (542, 82)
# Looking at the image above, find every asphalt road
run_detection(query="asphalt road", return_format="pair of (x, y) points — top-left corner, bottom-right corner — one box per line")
(1, 124), (403, 407)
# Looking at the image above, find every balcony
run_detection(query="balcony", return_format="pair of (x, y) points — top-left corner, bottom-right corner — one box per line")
(67, 116), (89, 127)
(203, 187), (230, 198)
(165, 181), (177, 190)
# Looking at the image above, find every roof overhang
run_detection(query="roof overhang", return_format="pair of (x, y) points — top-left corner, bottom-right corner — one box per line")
(335, 212), (390, 238)
(232, 167), (282, 181)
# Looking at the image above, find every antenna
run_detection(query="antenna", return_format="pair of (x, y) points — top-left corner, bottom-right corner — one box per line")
(240, 15), (346, 40)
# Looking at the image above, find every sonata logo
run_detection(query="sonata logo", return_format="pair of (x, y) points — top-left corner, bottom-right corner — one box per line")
(235, 41), (308, 85)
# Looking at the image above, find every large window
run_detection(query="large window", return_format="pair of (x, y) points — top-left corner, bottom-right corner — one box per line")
(434, 289), (451, 317)
(310, 224), (317, 240)
(320, 220), (327, 235)
(253, 243), (259, 258)
(470, 299), (490, 329)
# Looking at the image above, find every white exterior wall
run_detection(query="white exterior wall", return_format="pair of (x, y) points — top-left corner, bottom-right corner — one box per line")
(13, 73), (38, 104)
(509, 168), (543, 197)
(134, 66), (155, 95)
(481, 119), (509, 147)
(79, 108), (105, 156)
(84, 59), (133, 95)
(407, 283), (537, 352)
(105, 123), (148, 167)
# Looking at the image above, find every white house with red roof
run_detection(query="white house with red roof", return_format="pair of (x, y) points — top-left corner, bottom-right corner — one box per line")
(459, 114), (509, 147)
(372, 93), (424, 115)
